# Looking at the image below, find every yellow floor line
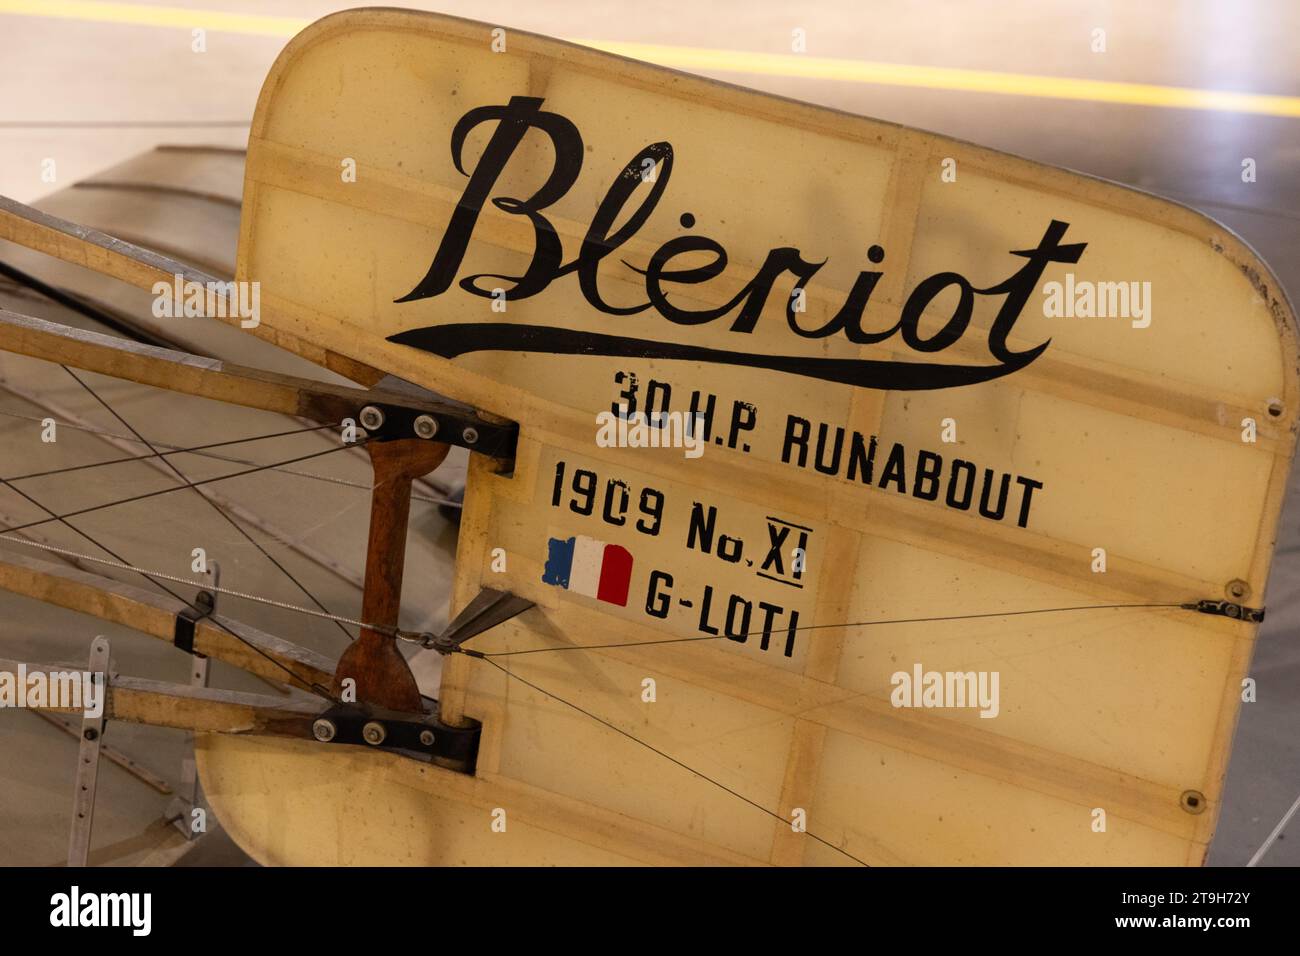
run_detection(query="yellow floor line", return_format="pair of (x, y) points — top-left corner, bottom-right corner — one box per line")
(2, 0), (1298, 118)
(585, 40), (1300, 118)
(0, 0), (307, 37)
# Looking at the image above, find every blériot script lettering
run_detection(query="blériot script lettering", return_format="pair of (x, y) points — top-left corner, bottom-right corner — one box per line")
(389, 96), (1088, 390)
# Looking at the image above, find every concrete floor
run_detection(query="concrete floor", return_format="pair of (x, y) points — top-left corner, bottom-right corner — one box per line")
(0, 0), (1296, 866)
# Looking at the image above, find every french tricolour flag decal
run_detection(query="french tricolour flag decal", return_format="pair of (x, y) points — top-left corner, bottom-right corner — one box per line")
(541, 535), (634, 607)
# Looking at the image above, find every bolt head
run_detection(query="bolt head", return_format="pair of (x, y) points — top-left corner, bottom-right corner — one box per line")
(462, 426), (479, 445)
(419, 729), (436, 747)
(359, 405), (385, 431)
(83, 728), (98, 742)
(413, 414), (439, 440)
(312, 718), (336, 742)
(362, 721), (387, 746)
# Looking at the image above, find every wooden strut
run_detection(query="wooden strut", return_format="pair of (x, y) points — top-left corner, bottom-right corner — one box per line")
(0, 657), (323, 734)
(0, 199), (511, 775)
(0, 303), (491, 714)
(0, 307), (502, 446)
(332, 439), (449, 712)
(0, 194), (388, 388)
(0, 549), (337, 691)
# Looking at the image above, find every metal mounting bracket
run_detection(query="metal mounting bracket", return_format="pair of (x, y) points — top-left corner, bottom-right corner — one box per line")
(309, 702), (481, 773)
(167, 562), (218, 838)
(1183, 599), (1265, 623)
(173, 560), (220, 656)
(354, 398), (516, 459)
(67, 635), (110, 867)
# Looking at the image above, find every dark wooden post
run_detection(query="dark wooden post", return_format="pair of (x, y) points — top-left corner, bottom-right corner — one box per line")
(332, 438), (448, 712)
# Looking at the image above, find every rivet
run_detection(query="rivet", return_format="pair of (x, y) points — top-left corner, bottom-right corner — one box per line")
(1180, 790), (1207, 814)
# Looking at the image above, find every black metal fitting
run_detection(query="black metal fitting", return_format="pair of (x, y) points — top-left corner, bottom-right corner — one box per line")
(310, 702), (481, 773)
(173, 589), (216, 655)
(355, 401), (516, 459)
(1183, 599), (1265, 623)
